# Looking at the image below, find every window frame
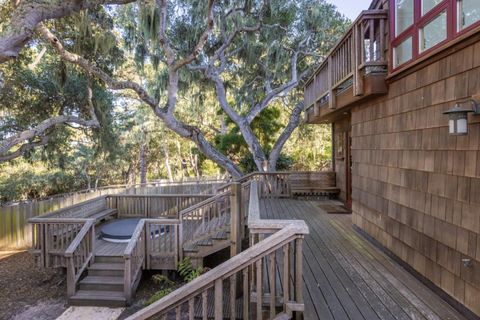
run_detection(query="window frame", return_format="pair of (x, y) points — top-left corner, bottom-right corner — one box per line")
(389, 0), (480, 71)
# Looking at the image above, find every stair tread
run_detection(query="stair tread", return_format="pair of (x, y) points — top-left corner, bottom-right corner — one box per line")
(79, 276), (123, 285)
(197, 238), (213, 246)
(71, 290), (126, 301)
(211, 231), (228, 240)
(88, 262), (124, 271)
(183, 243), (198, 252)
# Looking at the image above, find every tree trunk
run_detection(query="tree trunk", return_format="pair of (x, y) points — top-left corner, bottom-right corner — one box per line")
(140, 143), (147, 184)
(163, 144), (174, 182)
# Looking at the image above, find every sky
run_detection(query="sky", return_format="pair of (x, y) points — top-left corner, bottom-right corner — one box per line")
(325, 0), (373, 21)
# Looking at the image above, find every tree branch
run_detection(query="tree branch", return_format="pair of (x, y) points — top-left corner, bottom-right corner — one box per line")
(0, 83), (100, 162)
(37, 24), (159, 109)
(38, 22), (243, 177)
(0, 0), (138, 64)
(268, 102), (304, 171)
(245, 50), (301, 123)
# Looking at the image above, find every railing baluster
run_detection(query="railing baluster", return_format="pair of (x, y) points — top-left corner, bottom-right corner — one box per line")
(214, 279), (223, 320)
(230, 275), (236, 320)
(188, 298), (194, 320)
(256, 259), (262, 320)
(175, 306), (181, 320)
(283, 243), (290, 311)
(269, 252), (276, 318)
(243, 268), (250, 319)
(202, 290), (208, 320)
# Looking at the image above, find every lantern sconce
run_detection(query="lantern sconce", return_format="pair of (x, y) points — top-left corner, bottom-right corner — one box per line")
(443, 99), (479, 135)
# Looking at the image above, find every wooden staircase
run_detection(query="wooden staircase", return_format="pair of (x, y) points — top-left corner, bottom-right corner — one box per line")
(70, 255), (132, 307)
(183, 230), (231, 265)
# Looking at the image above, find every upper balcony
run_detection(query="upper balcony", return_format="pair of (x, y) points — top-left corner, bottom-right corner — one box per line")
(304, 10), (388, 124)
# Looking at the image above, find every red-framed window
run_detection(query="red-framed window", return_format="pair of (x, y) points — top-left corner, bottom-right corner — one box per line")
(390, 0), (480, 70)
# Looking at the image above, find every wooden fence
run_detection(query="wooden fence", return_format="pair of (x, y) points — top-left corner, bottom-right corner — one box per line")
(0, 179), (224, 250)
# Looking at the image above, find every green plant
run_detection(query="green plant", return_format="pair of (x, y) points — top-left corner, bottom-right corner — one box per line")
(144, 288), (173, 306)
(151, 274), (174, 287)
(178, 257), (204, 283)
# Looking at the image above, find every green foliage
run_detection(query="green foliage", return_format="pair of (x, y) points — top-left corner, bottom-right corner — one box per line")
(0, 0), (346, 201)
(178, 258), (204, 283)
(144, 288), (173, 306)
(0, 162), (80, 203)
(151, 274), (175, 287)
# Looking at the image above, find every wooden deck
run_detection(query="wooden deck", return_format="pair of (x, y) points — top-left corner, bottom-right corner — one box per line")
(260, 198), (467, 320)
(95, 238), (127, 256)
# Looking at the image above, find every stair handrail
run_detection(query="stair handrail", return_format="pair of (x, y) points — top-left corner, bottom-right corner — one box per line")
(125, 226), (306, 320)
(64, 218), (96, 297)
(125, 180), (309, 320)
(124, 218), (147, 303)
(178, 188), (232, 248)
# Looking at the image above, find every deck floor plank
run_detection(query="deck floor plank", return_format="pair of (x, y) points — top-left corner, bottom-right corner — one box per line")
(95, 238), (127, 256)
(260, 198), (467, 320)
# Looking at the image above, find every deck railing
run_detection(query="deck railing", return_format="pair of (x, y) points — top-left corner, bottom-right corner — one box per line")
(179, 189), (232, 249)
(145, 219), (181, 270)
(304, 9), (388, 110)
(29, 217), (90, 268)
(107, 194), (212, 219)
(125, 180), (309, 319)
(2, 179), (224, 250)
(238, 172), (291, 197)
(124, 219), (147, 303)
(65, 219), (95, 297)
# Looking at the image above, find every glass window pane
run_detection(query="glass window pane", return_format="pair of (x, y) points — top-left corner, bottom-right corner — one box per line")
(458, 0), (480, 30)
(393, 37), (412, 67)
(419, 11), (447, 52)
(396, 0), (414, 35)
(422, 0), (443, 15)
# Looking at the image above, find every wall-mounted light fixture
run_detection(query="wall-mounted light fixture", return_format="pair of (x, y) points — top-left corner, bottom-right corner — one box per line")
(443, 99), (479, 135)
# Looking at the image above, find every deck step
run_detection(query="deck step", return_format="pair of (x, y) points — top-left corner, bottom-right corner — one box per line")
(183, 243), (199, 253)
(78, 276), (124, 291)
(88, 262), (124, 276)
(94, 255), (124, 264)
(69, 290), (126, 307)
(273, 313), (291, 320)
(197, 238), (213, 246)
(211, 231), (228, 240)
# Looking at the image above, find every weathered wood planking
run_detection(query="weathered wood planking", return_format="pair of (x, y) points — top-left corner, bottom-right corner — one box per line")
(261, 198), (467, 320)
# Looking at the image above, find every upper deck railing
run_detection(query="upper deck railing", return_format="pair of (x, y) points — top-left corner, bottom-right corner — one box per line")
(304, 9), (388, 112)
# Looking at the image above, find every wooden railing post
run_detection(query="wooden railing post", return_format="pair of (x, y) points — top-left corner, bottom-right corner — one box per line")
(294, 238), (304, 320)
(124, 256), (132, 302)
(90, 224), (95, 264)
(327, 56), (336, 109)
(230, 182), (242, 258)
(67, 257), (76, 297)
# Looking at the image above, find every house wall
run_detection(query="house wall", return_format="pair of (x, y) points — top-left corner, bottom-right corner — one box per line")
(349, 38), (480, 316)
(333, 117), (351, 203)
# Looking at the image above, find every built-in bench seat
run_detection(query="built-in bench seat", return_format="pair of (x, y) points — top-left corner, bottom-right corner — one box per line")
(88, 208), (118, 223)
(47, 198), (118, 239)
(287, 171), (339, 198)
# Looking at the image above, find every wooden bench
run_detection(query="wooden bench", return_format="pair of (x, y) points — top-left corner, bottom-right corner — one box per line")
(88, 208), (118, 223)
(45, 198), (118, 239)
(288, 171), (340, 198)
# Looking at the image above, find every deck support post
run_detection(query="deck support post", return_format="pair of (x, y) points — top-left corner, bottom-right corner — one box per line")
(230, 182), (242, 258)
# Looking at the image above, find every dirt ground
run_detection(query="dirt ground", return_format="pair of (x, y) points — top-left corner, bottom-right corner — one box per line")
(0, 251), (67, 320)
(119, 270), (181, 319)
(0, 252), (222, 320)
(0, 252), (171, 320)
